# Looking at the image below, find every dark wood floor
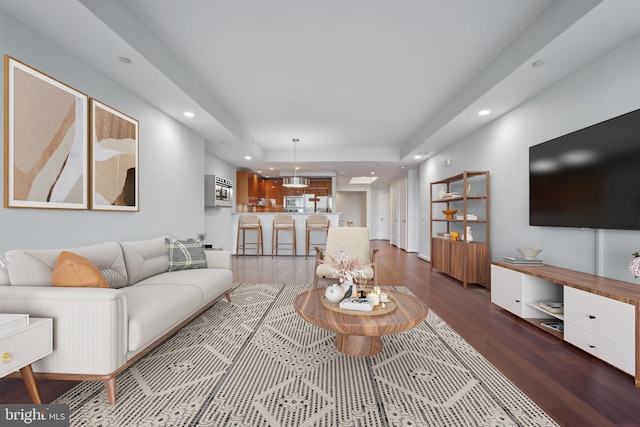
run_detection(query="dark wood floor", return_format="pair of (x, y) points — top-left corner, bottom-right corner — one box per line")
(2, 241), (640, 426)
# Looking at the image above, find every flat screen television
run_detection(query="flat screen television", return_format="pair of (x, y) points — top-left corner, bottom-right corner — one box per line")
(529, 107), (640, 230)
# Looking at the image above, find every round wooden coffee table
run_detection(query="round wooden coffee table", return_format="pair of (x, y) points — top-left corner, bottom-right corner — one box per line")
(293, 288), (428, 357)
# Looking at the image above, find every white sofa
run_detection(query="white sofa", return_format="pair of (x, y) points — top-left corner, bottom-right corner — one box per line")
(0, 236), (233, 404)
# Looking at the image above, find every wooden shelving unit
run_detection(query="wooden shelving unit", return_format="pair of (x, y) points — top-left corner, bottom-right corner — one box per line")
(430, 171), (490, 288)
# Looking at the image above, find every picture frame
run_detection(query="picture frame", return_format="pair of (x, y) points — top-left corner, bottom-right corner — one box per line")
(90, 98), (139, 211)
(4, 56), (89, 209)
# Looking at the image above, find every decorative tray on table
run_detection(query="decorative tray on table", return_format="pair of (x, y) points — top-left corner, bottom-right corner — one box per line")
(321, 296), (396, 316)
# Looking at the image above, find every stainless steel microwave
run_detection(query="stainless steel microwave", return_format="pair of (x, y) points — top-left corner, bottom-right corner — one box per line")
(205, 175), (233, 207)
(284, 196), (303, 209)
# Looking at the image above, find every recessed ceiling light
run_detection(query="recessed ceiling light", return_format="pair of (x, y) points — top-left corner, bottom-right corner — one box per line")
(370, 171), (375, 175)
(183, 111), (195, 118)
(244, 156), (251, 160)
(118, 56), (132, 64)
(400, 166), (406, 169)
(414, 155), (422, 159)
(257, 170), (262, 173)
(269, 167), (274, 170)
(478, 110), (490, 116)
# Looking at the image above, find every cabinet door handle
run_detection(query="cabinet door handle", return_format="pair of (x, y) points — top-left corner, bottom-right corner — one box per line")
(515, 299), (520, 303)
(1, 352), (11, 364)
(588, 315), (596, 319)
(589, 345), (596, 349)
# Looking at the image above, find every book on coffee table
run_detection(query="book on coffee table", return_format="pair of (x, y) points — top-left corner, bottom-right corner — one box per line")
(339, 298), (373, 312)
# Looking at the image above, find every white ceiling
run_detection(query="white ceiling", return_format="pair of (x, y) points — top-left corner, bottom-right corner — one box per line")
(2, 0), (640, 185)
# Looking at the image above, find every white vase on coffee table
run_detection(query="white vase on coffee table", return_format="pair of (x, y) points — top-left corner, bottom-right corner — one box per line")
(325, 284), (343, 303)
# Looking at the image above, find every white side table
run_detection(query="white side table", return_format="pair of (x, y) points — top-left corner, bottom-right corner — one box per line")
(0, 318), (53, 403)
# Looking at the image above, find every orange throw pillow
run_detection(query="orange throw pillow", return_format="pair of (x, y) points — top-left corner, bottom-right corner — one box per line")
(52, 251), (108, 288)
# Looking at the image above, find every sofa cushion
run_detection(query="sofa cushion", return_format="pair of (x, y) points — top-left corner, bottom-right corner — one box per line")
(165, 238), (207, 271)
(136, 269), (233, 303)
(122, 284), (203, 352)
(5, 242), (128, 288)
(52, 251), (108, 288)
(119, 237), (170, 285)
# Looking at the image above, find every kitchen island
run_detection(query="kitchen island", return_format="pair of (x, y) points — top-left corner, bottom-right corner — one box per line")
(231, 212), (340, 256)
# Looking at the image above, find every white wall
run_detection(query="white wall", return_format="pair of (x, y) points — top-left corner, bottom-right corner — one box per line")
(419, 32), (640, 282)
(336, 191), (366, 227)
(204, 152), (236, 250)
(0, 10), (209, 252)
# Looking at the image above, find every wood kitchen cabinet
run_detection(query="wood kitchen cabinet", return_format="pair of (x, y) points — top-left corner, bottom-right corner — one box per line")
(236, 171), (264, 205)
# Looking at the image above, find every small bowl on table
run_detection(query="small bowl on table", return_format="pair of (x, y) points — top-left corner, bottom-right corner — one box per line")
(442, 209), (457, 221)
(517, 248), (542, 259)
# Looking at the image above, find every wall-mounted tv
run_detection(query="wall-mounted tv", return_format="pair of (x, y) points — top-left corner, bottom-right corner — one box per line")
(529, 107), (640, 230)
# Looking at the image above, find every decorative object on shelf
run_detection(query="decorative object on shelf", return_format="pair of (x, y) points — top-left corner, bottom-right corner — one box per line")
(379, 292), (389, 303)
(324, 284), (343, 303)
(442, 209), (457, 221)
(456, 213), (478, 220)
(438, 186), (446, 200)
(465, 226), (473, 242)
(450, 231), (460, 241)
(629, 251), (640, 279)
(443, 192), (461, 199)
(517, 248), (542, 260)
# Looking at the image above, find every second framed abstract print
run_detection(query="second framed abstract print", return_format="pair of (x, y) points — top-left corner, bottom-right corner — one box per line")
(90, 99), (139, 211)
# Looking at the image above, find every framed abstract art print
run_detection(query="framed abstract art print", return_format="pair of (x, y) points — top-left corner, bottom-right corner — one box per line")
(90, 99), (139, 211)
(4, 56), (89, 209)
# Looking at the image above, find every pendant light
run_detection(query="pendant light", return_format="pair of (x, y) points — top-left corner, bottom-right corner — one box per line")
(283, 138), (309, 188)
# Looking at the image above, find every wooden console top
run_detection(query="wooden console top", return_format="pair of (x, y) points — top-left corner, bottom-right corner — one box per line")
(492, 261), (640, 305)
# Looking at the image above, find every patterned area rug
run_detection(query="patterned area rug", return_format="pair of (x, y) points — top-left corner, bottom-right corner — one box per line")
(55, 283), (558, 426)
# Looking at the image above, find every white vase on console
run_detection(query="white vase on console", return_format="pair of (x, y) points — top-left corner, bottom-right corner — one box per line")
(465, 226), (473, 242)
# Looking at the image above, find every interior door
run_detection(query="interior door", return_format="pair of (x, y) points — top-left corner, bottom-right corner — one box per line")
(390, 184), (398, 246)
(399, 180), (408, 250)
(378, 190), (390, 240)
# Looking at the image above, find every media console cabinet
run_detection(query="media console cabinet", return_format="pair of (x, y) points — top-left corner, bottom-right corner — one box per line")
(491, 261), (640, 387)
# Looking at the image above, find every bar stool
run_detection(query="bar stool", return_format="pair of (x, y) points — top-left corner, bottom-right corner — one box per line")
(306, 214), (330, 259)
(272, 214), (296, 258)
(236, 214), (263, 257)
